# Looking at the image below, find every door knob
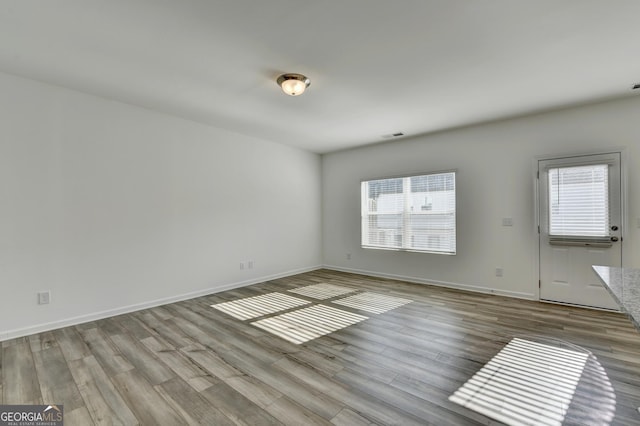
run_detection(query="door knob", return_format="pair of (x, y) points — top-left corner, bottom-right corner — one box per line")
(611, 236), (619, 242)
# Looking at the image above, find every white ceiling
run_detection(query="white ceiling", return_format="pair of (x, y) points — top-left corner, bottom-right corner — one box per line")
(1, 1), (639, 153)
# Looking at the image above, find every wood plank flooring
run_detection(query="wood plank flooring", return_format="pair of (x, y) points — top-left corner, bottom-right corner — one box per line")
(2, 269), (640, 425)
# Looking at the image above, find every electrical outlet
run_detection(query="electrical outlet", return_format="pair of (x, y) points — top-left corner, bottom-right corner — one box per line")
(38, 291), (51, 305)
(495, 268), (503, 277)
(346, 253), (351, 260)
(248, 260), (254, 269)
(502, 218), (513, 227)
(240, 262), (245, 270)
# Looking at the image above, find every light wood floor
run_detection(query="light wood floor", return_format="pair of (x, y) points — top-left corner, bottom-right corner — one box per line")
(2, 269), (640, 425)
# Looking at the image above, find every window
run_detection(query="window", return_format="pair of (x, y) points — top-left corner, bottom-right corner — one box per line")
(361, 171), (456, 254)
(548, 164), (609, 237)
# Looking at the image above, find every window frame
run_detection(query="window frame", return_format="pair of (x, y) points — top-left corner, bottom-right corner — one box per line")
(360, 170), (457, 255)
(547, 164), (610, 239)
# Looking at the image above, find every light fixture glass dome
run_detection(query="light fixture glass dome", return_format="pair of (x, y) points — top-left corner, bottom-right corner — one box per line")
(277, 73), (310, 96)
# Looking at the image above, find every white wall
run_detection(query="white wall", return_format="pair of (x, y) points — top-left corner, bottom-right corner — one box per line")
(0, 72), (322, 340)
(323, 96), (640, 298)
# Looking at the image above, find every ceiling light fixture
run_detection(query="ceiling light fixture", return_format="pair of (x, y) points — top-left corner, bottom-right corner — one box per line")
(277, 73), (310, 96)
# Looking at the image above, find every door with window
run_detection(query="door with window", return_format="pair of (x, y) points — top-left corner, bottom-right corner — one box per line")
(538, 153), (622, 310)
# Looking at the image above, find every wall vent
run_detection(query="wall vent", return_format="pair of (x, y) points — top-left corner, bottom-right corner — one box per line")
(382, 132), (405, 139)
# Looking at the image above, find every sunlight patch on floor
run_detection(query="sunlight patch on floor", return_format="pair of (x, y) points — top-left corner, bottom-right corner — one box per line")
(449, 338), (589, 426)
(332, 292), (412, 314)
(251, 305), (368, 344)
(288, 283), (357, 300)
(210, 293), (310, 320)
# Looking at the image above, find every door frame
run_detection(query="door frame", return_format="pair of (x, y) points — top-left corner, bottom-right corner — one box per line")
(532, 148), (628, 308)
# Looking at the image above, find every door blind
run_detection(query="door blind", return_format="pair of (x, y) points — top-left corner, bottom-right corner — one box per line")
(548, 164), (609, 237)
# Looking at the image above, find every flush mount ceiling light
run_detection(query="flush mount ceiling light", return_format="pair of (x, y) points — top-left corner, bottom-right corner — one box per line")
(277, 73), (310, 96)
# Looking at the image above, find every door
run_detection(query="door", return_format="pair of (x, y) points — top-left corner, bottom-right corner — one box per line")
(538, 153), (622, 310)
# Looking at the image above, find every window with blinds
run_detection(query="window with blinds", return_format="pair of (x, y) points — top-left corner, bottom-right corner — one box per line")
(548, 164), (609, 237)
(361, 172), (456, 254)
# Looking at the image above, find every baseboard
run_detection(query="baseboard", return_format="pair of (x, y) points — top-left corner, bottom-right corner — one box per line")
(0, 264), (323, 342)
(540, 298), (622, 313)
(323, 264), (537, 300)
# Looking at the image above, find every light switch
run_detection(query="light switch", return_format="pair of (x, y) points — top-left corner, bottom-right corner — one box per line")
(38, 291), (51, 305)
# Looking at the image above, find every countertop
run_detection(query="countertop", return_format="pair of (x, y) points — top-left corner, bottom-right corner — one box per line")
(592, 265), (640, 331)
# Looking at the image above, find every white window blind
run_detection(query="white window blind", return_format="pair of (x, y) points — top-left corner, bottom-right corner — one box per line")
(361, 172), (456, 254)
(548, 164), (609, 237)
